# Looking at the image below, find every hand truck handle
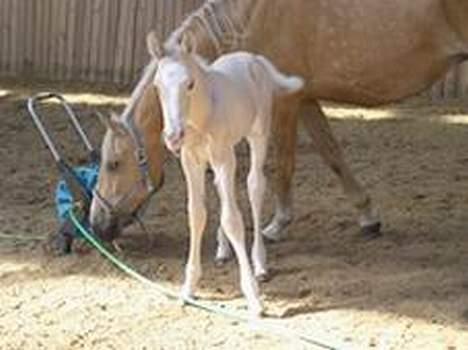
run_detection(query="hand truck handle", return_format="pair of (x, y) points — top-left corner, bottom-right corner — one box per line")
(27, 92), (98, 163)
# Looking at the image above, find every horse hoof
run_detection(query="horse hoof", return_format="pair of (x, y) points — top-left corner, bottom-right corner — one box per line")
(361, 222), (382, 239)
(262, 228), (286, 243)
(262, 228), (285, 243)
(256, 272), (271, 283)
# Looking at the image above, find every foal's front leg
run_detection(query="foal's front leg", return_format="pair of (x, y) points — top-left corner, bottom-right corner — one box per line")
(180, 149), (207, 300)
(211, 148), (263, 316)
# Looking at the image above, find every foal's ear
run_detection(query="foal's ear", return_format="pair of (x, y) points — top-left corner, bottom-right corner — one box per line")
(146, 30), (162, 59)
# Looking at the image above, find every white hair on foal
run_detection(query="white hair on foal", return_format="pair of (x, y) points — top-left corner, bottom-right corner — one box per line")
(147, 32), (303, 316)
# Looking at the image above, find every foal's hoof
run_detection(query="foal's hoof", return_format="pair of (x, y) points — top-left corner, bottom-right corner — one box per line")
(361, 222), (382, 239)
(214, 256), (232, 267)
(249, 303), (265, 319)
(255, 272), (271, 283)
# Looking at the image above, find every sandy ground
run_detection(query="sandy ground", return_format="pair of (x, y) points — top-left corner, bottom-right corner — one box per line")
(1, 81), (468, 350)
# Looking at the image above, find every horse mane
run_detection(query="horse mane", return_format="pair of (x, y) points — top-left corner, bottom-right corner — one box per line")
(165, 0), (257, 55)
(121, 0), (261, 122)
(120, 58), (159, 123)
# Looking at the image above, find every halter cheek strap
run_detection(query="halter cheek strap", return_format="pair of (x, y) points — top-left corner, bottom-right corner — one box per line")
(135, 147), (154, 193)
(93, 116), (160, 220)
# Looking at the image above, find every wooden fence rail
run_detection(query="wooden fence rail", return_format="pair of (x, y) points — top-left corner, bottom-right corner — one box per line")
(0, 0), (204, 85)
(0, 0), (468, 98)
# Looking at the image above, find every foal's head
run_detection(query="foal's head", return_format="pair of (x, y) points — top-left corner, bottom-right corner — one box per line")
(147, 31), (205, 154)
(89, 86), (165, 241)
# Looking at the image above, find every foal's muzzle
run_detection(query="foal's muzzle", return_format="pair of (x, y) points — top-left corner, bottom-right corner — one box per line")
(164, 129), (185, 154)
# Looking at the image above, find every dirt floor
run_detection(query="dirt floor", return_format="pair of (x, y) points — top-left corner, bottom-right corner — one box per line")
(1, 81), (468, 350)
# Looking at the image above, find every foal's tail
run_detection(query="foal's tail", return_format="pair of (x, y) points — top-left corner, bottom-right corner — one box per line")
(255, 55), (304, 95)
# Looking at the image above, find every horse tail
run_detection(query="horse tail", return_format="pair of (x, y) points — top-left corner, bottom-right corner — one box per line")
(254, 55), (304, 95)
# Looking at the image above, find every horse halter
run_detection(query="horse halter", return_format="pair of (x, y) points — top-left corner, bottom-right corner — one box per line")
(93, 115), (163, 224)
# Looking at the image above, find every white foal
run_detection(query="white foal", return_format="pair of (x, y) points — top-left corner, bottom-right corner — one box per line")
(147, 32), (303, 316)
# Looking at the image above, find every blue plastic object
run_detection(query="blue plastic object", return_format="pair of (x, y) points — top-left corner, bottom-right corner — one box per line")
(55, 164), (99, 235)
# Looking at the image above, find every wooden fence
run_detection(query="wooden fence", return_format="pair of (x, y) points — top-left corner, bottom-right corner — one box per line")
(0, 0), (204, 85)
(0, 0), (468, 98)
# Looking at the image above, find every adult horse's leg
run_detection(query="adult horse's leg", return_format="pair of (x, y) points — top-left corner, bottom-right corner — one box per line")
(301, 101), (381, 237)
(262, 94), (301, 241)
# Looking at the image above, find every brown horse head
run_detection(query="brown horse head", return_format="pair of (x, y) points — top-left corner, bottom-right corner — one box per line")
(89, 85), (165, 241)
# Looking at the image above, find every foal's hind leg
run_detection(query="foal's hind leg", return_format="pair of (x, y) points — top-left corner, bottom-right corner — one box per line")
(301, 101), (381, 237)
(211, 148), (263, 316)
(263, 94), (301, 241)
(247, 134), (269, 281)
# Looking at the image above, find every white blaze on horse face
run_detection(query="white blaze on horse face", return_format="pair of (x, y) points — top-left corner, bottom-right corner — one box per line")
(155, 57), (192, 153)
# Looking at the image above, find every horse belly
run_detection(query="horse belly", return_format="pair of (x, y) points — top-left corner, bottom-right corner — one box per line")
(257, 0), (461, 105)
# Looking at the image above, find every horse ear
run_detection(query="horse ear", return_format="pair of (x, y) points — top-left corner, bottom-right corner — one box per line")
(110, 112), (127, 135)
(96, 110), (112, 128)
(99, 111), (126, 136)
(146, 30), (162, 59)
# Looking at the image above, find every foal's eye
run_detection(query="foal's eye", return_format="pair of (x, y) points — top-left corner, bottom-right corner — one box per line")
(106, 160), (120, 172)
(187, 80), (195, 91)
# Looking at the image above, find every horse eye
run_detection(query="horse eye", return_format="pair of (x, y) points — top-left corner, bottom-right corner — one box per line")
(187, 80), (195, 91)
(106, 160), (119, 172)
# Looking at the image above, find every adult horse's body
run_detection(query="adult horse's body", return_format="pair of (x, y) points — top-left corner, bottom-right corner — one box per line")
(90, 0), (468, 243)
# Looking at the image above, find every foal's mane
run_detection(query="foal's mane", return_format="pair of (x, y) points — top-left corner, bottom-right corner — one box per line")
(120, 0), (261, 122)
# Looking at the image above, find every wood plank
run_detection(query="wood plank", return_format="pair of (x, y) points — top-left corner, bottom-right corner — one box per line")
(3, 0), (12, 75)
(35, 0), (42, 77)
(42, 0), (52, 79)
(80, 0), (93, 81)
(174, 0), (184, 30)
(9, 0), (19, 75)
(156, 0), (166, 41)
(73, 0), (86, 80)
(39, 0), (48, 78)
(114, 0), (132, 84)
(0, 0), (8, 74)
(89, 0), (104, 82)
(56, 0), (68, 80)
(65, 0), (78, 80)
(167, 0), (176, 39)
(141, 0), (157, 66)
(96, 0), (111, 83)
(104, 0), (120, 82)
(28, 0), (39, 77)
(47, 0), (58, 78)
(18, 0), (30, 75)
(131, 0), (147, 80)
(122, 0), (139, 84)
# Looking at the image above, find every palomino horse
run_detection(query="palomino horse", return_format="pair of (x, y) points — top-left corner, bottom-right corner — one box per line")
(90, 0), (468, 246)
(146, 30), (303, 312)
